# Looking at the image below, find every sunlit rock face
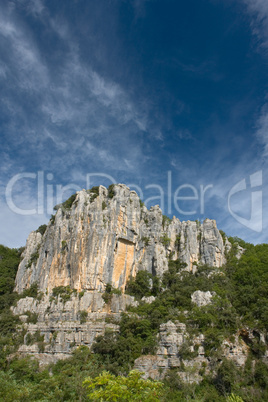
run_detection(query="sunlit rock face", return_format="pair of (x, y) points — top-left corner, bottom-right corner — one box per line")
(15, 184), (227, 294)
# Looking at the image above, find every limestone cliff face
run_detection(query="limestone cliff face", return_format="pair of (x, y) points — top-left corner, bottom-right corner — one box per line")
(15, 184), (227, 294)
(134, 320), (250, 383)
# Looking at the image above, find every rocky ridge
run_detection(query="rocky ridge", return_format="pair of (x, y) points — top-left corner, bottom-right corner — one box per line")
(15, 184), (228, 294)
(13, 184), (239, 371)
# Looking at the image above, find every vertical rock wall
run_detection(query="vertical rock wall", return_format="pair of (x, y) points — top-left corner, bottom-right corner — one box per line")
(15, 184), (227, 294)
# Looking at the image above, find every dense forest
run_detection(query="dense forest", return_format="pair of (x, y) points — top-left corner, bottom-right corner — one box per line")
(0, 237), (267, 401)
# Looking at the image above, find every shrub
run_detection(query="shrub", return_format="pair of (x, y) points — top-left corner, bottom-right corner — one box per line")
(160, 234), (171, 247)
(25, 311), (38, 324)
(52, 286), (74, 303)
(36, 224), (47, 236)
(141, 237), (150, 247)
(108, 184), (116, 199)
(26, 245), (40, 268)
(79, 310), (88, 324)
(83, 370), (164, 401)
(50, 214), (56, 224)
(139, 199), (145, 208)
(0, 245), (21, 311)
(102, 284), (121, 304)
(88, 186), (99, 202)
(61, 240), (67, 252)
(125, 271), (153, 299)
(162, 215), (172, 227)
(62, 194), (77, 210)
(79, 290), (85, 299)
(19, 283), (39, 299)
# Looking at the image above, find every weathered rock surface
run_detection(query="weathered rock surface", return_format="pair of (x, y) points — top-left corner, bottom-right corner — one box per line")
(12, 184), (244, 370)
(12, 292), (137, 364)
(134, 321), (250, 383)
(222, 336), (249, 367)
(15, 184), (227, 294)
(141, 296), (156, 304)
(191, 290), (215, 307)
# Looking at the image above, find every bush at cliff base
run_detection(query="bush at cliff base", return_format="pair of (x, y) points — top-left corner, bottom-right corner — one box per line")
(83, 370), (164, 401)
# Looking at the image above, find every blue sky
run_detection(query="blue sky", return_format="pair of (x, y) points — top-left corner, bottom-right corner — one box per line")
(0, 0), (268, 247)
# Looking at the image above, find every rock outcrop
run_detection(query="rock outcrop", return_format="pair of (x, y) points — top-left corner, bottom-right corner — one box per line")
(12, 292), (137, 365)
(191, 290), (215, 307)
(15, 184), (227, 294)
(12, 184), (236, 368)
(134, 320), (250, 383)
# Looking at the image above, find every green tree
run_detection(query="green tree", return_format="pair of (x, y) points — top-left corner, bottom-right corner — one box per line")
(83, 370), (164, 401)
(125, 271), (153, 299)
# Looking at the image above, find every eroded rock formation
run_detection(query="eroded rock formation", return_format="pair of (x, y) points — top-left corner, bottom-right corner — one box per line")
(15, 184), (227, 294)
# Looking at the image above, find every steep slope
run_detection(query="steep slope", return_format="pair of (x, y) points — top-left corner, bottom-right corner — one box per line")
(15, 184), (227, 294)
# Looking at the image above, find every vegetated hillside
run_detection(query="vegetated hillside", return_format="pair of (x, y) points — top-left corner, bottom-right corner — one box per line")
(0, 187), (267, 401)
(0, 240), (267, 400)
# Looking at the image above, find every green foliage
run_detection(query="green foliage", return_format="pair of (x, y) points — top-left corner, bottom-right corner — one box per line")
(160, 234), (171, 247)
(224, 242), (268, 330)
(79, 310), (88, 324)
(227, 236), (248, 249)
(0, 346), (104, 401)
(61, 240), (67, 252)
(162, 214), (172, 227)
(0, 245), (20, 311)
(0, 310), (20, 337)
(25, 311), (38, 324)
(92, 313), (157, 374)
(83, 370), (164, 401)
(88, 186), (100, 201)
(175, 234), (181, 250)
(141, 236), (150, 246)
(36, 224), (47, 236)
(219, 230), (226, 242)
(179, 339), (198, 360)
(50, 214), (56, 224)
(54, 193), (77, 212)
(226, 394), (244, 402)
(214, 358), (240, 395)
(125, 270), (154, 299)
(0, 239), (267, 400)
(102, 283), (122, 304)
(26, 245), (40, 268)
(51, 285), (75, 303)
(62, 193), (77, 210)
(108, 184), (116, 199)
(139, 198), (145, 208)
(0, 370), (33, 401)
(79, 290), (85, 299)
(25, 330), (44, 347)
(102, 201), (107, 210)
(0, 245), (26, 367)
(19, 282), (39, 299)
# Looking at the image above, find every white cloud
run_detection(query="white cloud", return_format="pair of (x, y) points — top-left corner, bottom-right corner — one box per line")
(0, 0), (152, 178)
(255, 104), (268, 157)
(242, 0), (268, 50)
(0, 14), (48, 91)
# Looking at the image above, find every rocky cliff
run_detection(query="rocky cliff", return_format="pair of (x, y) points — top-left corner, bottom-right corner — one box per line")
(15, 184), (227, 294)
(9, 185), (267, 386)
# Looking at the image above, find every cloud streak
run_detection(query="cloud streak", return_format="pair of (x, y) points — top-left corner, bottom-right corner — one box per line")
(0, 0), (153, 181)
(242, 0), (268, 50)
